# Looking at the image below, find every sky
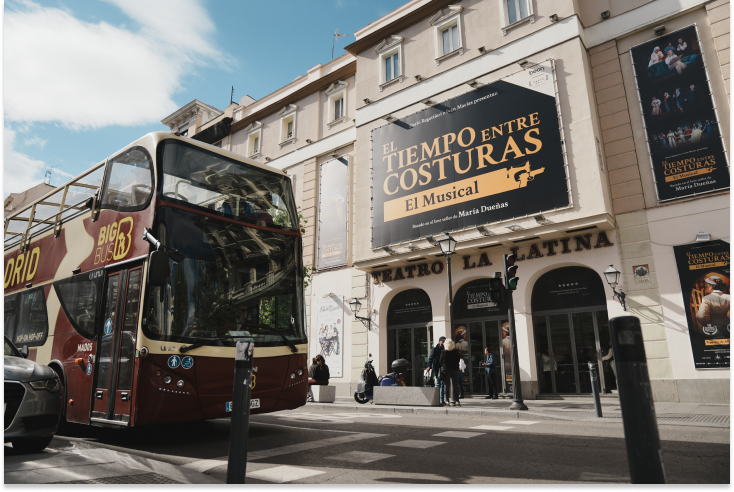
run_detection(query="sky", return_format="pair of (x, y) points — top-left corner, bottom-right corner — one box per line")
(3, 0), (406, 197)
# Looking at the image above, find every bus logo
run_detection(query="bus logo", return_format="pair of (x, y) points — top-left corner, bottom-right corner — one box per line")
(181, 356), (194, 369)
(86, 363), (92, 375)
(168, 355), (181, 369)
(4, 246), (41, 289)
(94, 217), (134, 265)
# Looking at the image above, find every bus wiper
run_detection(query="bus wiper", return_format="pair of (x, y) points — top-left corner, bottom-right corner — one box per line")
(241, 323), (299, 354)
(179, 335), (252, 353)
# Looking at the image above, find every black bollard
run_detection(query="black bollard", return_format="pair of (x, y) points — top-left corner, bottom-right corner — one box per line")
(588, 361), (603, 418)
(227, 339), (255, 484)
(610, 316), (666, 484)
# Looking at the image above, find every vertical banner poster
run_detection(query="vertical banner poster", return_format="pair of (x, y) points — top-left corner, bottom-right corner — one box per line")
(314, 297), (343, 377)
(371, 59), (569, 247)
(673, 240), (730, 368)
(317, 157), (349, 269)
(630, 25), (730, 201)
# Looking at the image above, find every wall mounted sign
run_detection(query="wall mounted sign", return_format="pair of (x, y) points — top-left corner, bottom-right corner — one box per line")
(314, 297), (344, 377)
(453, 279), (506, 319)
(633, 264), (651, 285)
(317, 156), (349, 269)
(371, 59), (570, 247)
(673, 239), (729, 369)
(630, 25), (730, 202)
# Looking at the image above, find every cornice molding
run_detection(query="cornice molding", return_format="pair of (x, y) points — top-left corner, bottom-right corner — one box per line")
(325, 80), (349, 96)
(245, 121), (263, 133)
(277, 104), (299, 117)
(430, 4), (462, 26)
(375, 35), (404, 54)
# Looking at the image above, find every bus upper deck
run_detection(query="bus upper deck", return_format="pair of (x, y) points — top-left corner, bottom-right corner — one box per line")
(4, 132), (309, 427)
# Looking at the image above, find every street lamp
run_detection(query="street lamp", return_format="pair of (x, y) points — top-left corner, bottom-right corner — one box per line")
(349, 297), (371, 330)
(604, 264), (627, 310)
(436, 234), (457, 354)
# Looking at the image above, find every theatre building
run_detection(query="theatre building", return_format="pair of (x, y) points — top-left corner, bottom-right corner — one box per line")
(168, 0), (729, 403)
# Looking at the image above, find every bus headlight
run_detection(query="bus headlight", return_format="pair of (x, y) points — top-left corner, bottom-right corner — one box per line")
(290, 372), (296, 379)
(163, 376), (172, 384)
(177, 380), (185, 388)
(297, 369), (303, 376)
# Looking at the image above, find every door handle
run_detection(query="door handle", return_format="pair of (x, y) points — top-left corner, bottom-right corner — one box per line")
(96, 391), (103, 399)
(121, 393), (129, 402)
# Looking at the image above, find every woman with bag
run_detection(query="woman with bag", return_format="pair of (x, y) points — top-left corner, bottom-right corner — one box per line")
(439, 339), (462, 407)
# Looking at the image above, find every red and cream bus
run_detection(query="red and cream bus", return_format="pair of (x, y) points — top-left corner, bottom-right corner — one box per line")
(4, 132), (308, 428)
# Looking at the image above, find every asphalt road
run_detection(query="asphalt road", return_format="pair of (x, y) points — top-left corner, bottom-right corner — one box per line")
(26, 407), (728, 484)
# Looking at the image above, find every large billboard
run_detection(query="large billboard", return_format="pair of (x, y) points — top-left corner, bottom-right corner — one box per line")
(630, 25), (730, 202)
(371, 60), (570, 247)
(313, 297), (344, 377)
(673, 240), (730, 369)
(317, 156), (349, 269)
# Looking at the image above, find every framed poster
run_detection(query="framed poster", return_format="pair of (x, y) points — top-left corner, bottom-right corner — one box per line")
(317, 156), (349, 269)
(673, 239), (730, 368)
(313, 297), (344, 377)
(630, 25), (730, 202)
(371, 59), (570, 248)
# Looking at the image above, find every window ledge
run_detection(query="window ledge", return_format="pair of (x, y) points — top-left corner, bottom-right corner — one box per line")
(327, 116), (346, 129)
(435, 47), (464, 65)
(502, 14), (535, 36)
(279, 137), (295, 149)
(379, 75), (403, 92)
(249, 152), (261, 159)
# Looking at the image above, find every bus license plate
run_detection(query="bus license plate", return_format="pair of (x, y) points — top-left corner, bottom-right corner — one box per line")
(226, 399), (260, 412)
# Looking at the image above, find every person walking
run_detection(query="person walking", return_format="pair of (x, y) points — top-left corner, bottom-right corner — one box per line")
(440, 339), (462, 407)
(480, 347), (498, 399)
(427, 336), (446, 404)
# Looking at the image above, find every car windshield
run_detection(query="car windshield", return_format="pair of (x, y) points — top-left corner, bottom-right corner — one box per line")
(144, 207), (305, 348)
(157, 139), (297, 231)
(4, 337), (20, 357)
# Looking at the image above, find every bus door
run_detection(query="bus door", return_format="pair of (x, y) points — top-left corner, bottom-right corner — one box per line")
(91, 264), (143, 424)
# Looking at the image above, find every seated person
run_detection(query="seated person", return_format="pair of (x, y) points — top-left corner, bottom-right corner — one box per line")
(307, 355), (330, 402)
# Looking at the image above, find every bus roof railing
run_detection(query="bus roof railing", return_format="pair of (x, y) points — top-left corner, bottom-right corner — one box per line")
(4, 161), (106, 252)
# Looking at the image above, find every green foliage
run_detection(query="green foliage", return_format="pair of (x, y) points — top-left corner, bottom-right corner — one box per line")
(192, 261), (239, 335)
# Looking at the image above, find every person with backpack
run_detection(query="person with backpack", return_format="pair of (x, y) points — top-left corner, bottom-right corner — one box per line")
(427, 336), (446, 405)
(440, 339), (462, 407)
(480, 346), (498, 399)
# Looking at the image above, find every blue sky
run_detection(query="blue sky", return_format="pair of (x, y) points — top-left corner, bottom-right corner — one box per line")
(3, 0), (405, 197)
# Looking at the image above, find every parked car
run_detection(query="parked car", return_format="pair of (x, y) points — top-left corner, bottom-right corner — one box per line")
(4, 336), (62, 453)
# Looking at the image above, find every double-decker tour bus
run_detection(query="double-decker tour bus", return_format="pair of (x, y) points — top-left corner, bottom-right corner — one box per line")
(4, 132), (308, 428)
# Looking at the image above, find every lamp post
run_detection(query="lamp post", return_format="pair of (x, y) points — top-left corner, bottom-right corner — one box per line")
(349, 297), (371, 331)
(604, 264), (627, 310)
(436, 234), (457, 343)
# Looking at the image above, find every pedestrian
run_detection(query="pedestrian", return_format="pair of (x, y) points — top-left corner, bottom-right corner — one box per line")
(307, 355), (330, 402)
(458, 356), (466, 399)
(440, 339), (461, 407)
(481, 347), (498, 399)
(427, 336), (446, 404)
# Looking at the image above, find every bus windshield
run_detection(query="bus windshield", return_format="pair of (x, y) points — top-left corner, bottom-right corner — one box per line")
(144, 207), (306, 348)
(157, 139), (297, 230)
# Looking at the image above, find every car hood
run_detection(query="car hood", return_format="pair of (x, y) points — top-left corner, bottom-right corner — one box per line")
(4, 356), (57, 382)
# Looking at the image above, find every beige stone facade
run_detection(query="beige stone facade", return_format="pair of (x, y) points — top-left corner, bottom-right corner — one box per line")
(171, 0), (730, 403)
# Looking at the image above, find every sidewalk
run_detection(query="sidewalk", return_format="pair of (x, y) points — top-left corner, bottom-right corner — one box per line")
(306, 395), (730, 428)
(4, 438), (223, 484)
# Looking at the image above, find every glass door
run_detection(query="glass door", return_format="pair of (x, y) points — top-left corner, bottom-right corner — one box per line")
(387, 325), (432, 387)
(466, 322), (483, 394)
(548, 313), (577, 393)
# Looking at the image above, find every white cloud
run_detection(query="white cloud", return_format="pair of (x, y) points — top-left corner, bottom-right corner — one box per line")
(4, 127), (47, 197)
(23, 136), (48, 149)
(3, 0), (227, 130)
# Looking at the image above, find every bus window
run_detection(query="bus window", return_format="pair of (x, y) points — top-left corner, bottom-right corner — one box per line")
(117, 269), (141, 391)
(101, 146), (154, 212)
(157, 139), (297, 230)
(53, 268), (105, 340)
(4, 293), (19, 340)
(14, 287), (49, 347)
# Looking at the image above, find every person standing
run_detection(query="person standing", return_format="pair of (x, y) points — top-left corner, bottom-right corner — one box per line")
(440, 339), (462, 407)
(427, 336), (446, 404)
(480, 347), (498, 399)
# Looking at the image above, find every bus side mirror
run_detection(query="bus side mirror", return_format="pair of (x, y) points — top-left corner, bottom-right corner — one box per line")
(20, 345), (29, 358)
(148, 250), (170, 287)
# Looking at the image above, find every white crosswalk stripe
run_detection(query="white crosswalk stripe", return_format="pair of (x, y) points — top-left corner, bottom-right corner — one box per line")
(500, 420), (539, 425)
(469, 425), (514, 431)
(387, 440), (446, 449)
(247, 465), (324, 483)
(432, 431), (485, 438)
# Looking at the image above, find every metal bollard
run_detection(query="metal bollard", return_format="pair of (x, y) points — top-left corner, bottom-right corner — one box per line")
(588, 361), (603, 418)
(227, 340), (255, 484)
(610, 316), (666, 484)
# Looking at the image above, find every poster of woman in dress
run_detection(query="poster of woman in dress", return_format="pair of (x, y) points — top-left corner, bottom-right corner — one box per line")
(631, 25), (729, 202)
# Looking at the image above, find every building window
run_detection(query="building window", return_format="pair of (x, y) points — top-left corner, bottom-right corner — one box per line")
(244, 121), (263, 158)
(325, 81), (348, 128)
(430, 5), (463, 65)
(375, 36), (404, 91)
(278, 104), (298, 147)
(501, 0), (534, 35)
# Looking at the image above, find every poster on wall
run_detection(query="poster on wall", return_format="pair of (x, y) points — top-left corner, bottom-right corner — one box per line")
(313, 297), (344, 377)
(371, 59), (570, 247)
(673, 239), (730, 368)
(317, 157), (348, 269)
(630, 25), (730, 202)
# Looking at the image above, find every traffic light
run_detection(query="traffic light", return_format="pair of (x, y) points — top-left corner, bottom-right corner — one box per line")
(503, 254), (519, 290)
(488, 276), (504, 303)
